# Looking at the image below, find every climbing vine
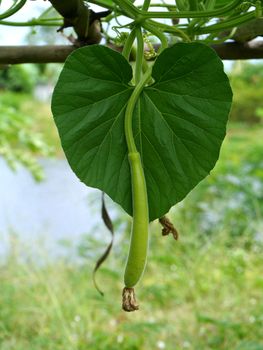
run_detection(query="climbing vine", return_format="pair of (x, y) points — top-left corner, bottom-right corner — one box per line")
(1, 0), (262, 311)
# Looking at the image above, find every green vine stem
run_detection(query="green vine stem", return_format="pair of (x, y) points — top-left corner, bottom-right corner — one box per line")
(89, 0), (115, 11)
(134, 27), (144, 84)
(124, 67), (152, 153)
(196, 11), (256, 34)
(113, 0), (243, 19)
(147, 20), (191, 42)
(176, 0), (187, 11)
(0, 19), (62, 27)
(141, 0), (151, 12)
(0, 0), (27, 20)
(122, 26), (136, 61)
(187, 0), (217, 33)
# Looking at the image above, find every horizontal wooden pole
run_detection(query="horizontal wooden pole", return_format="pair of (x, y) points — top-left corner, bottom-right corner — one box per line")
(211, 40), (263, 60)
(0, 45), (76, 64)
(0, 41), (263, 64)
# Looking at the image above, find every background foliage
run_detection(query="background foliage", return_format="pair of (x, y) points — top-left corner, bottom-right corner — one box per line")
(230, 61), (263, 123)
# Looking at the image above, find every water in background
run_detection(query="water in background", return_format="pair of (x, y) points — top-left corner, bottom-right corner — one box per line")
(0, 157), (118, 257)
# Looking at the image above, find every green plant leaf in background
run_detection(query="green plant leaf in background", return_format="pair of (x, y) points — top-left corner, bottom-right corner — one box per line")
(51, 43), (232, 221)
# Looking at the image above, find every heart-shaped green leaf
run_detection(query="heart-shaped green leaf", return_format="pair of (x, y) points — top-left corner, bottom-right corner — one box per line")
(52, 43), (232, 221)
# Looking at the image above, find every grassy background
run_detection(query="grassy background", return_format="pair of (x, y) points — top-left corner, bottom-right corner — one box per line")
(0, 124), (263, 350)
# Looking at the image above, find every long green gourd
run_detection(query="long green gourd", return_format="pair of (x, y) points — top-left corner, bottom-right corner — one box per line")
(125, 152), (148, 288)
(122, 28), (152, 311)
(122, 152), (149, 311)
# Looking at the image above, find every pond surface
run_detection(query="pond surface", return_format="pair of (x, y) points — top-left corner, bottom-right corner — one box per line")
(0, 157), (118, 256)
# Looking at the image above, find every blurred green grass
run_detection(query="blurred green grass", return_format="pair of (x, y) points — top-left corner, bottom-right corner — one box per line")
(0, 226), (262, 349)
(0, 123), (263, 350)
